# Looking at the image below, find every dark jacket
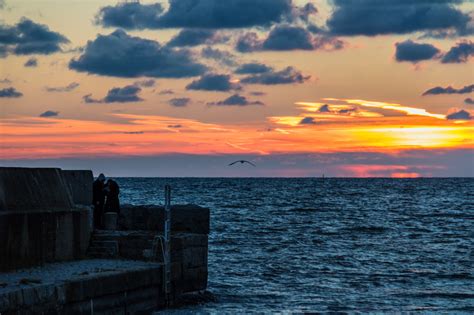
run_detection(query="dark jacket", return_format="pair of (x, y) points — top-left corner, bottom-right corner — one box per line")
(104, 179), (120, 213)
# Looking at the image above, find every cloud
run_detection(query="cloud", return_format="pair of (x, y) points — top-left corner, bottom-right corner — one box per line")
(159, 89), (174, 95)
(208, 94), (264, 106)
(297, 3), (318, 22)
(318, 104), (330, 112)
(240, 66), (310, 85)
(39, 110), (59, 117)
(167, 29), (216, 47)
(45, 82), (79, 92)
(24, 57), (38, 67)
(96, 2), (164, 29)
(446, 109), (472, 120)
(235, 32), (261, 53)
(201, 46), (237, 66)
(0, 18), (69, 56)
(69, 30), (206, 78)
(169, 97), (191, 107)
(83, 85), (143, 103)
(133, 79), (156, 88)
(97, 0), (294, 29)
(0, 87), (22, 97)
(441, 40), (474, 63)
(262, 25), (314, 50)
(235, 63), (273, 74)
(423, 84), (474, 95)
(326, 0), (472, 36)
(236, 26), (345, 52)
(186, 73), (241, 91)
(299, 117), (317, 125)
(168, 124), (182, 128)
(465, 98), (474, 105)
(395, 40), (441, 63)
(0, 78), (11, 84)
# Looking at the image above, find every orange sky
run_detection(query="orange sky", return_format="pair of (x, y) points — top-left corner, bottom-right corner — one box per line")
(0, 0), (473, 177)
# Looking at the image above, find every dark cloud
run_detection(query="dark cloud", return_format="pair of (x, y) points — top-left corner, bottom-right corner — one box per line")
(45, 82), (79, 92)
(235, 63), (272, 74)
(395, 40), (440, 63)
(446, 109), (472, 120)
(240, 66), (310, 85)
(0, 87), (22, 98)
(236, 26), (345, 52)
(208, 94), (264, 106)
(96, 2), (164, 29)
(159, 89), (174, 95)
(263, 25), (314, 50)
(69, 30), (206, 78)
(0, 18), (69, 56)
(422, 84), (474, 95)
(169, 97), (191, 107)
(97, 0), (293, 29)
(297, 3), (318, 22)
(201, 46), (237, 66)
(167, 29), (216, 47)
(39, 110), (59, 117)
(0, 45), (7, 58)
(24, 57), (38, 67)
(299, 117), (317, 125)
(133, 79), (156, 88)
(318, 104), (330, 112)
(326, 0), (472, 36)
(441, 40), (474, 63)
(235, 32), (261, 53)
(0, 78), (12, 84)
(186, 73), (241, 91)
(168, 124), (182, 128)
(249, 91), (266, 96)
(83, 85), (143, 103)
(465, 98), (474, 105)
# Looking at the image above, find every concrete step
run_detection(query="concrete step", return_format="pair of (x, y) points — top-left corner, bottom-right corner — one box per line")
(87, 251), (118, 258)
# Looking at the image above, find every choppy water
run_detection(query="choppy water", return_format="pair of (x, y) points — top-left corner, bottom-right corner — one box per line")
(117, 178), (474, 313)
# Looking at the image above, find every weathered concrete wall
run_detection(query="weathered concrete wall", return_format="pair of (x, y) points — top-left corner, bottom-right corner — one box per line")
(62, 170), (93, 205)
(0, 167), (94, 272)
(117, 205), (210, 297)
(0, 262), (165, 314)
(171, 233), (208, 296)
(0, 167), (73, 212)
(0, 208), (92, 271)
(119, 205), (210, 234)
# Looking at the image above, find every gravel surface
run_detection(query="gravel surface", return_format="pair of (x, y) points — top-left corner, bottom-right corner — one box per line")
(0, 259), (161, 293)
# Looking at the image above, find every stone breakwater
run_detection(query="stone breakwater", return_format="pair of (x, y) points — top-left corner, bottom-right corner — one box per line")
(0, 167), (210, 314)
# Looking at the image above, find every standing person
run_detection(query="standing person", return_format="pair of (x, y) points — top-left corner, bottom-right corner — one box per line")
(104, 179), (120, 214)
(92, 173), (106, 229)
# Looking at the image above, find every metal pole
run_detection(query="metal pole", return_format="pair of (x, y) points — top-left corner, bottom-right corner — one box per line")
(164, 185), (171, 302)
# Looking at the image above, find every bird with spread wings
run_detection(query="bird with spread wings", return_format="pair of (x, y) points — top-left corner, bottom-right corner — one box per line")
(228, 160), (256, 167)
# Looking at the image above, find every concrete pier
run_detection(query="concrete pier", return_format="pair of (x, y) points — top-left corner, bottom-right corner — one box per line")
(0, 167), (210, 314)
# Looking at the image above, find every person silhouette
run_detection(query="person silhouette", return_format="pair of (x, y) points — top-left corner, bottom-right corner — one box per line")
(104, 179), (120, 214)
(92, 173), (106, 229)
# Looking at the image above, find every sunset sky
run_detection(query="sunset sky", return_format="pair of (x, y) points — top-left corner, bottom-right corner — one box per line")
(1, 0), (473, 177)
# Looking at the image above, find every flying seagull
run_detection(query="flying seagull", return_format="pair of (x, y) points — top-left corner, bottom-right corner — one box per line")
(228, 160), (256, 167)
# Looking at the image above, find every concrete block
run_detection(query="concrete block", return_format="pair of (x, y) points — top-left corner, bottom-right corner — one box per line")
(55, 212), (74, 261)
(62, 170), (93, 206)
(104, 212), (118, 230)
(119, 205), (210, 234)
(0, 167), (73, 212)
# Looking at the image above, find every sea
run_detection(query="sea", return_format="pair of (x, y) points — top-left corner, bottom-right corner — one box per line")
(116, 178), (474, 313)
